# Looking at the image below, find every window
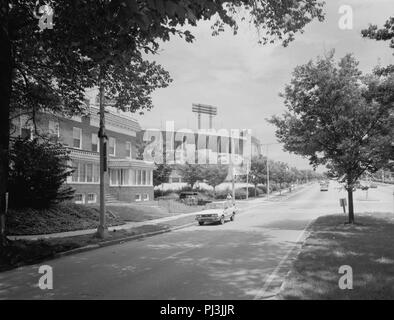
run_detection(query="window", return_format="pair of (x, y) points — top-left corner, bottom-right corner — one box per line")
(142, 170), (146, 185)
(109, 137), (116, 156)
(143, 193), (149, 201)
(126, 141), (132, 159)
(92, 133), (99, 152)
(73, 127), (82, 149)
(48, 120), (60, 138)
(172, 177), (180, 183)
(21, 127), (32, 140)
(135, 194), (142, 202)
(108, 169), (153, 186)
(75, 194), (85, 204)
(71, 161), (99, 183)
(136, 170), (142, 185)
(87, 193), (97, 204)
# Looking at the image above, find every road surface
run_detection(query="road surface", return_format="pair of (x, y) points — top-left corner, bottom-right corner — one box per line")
(1, 182), (393, 299)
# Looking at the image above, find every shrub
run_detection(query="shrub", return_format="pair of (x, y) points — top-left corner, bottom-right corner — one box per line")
(8, 137), (74, 209)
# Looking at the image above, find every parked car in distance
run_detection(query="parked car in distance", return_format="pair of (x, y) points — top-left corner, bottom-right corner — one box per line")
(196, 202), (238, 225)
(320, 182), (329, 191)
(369, 183), (377, 188)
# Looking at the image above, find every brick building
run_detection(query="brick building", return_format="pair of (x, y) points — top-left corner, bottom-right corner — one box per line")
(12, 103), (154, 204)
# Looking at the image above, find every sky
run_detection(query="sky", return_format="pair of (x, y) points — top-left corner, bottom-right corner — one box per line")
(135, 0), (394, 170)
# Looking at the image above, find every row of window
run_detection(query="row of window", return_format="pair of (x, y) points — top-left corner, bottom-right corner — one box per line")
(75, 193), (97, 204)
(74, 192), (149, 203)
(19, 120), (133, 159)
(70, 160), (153, 187)
(109, 168), (153, 186)
(71, 161), (100, 183)
(72, 127), (132, 158)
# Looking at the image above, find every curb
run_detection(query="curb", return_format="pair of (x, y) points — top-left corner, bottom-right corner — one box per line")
(274, 218), (316, 300)
(54, 221), (196, 259)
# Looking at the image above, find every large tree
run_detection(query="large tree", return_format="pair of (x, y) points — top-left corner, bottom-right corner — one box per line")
(0, 0), (325, 244)
(269, 52), (394, 223)
(202, 164), (228, 194)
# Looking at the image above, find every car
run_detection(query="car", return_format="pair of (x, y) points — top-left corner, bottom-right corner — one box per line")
(369, 183), (377, 188)
(360, 184), (369, 190)
(179, 191), (199, 205)
(320, 183), (328, 191)
(196, 202), (238, 225)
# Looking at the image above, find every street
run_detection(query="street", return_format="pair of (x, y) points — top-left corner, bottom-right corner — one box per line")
(1, 182), (393, 300)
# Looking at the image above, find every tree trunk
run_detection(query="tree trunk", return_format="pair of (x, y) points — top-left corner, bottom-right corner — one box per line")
(347, 188), (355, 224)
(0, 3), (11, 246)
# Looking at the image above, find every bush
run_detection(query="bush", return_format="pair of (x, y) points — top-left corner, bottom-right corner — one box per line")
(214, 188), (248, 200)
(239, 186), (262, 197)
(8, 138), (74, 209)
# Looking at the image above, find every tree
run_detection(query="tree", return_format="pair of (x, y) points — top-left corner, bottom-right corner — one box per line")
(249, 155), (267, 195)
(362, 17), (394, 50)
(269, 52), (394, 223)
(269, 161), (289, 194)
(202, 165), (228, 194)
(179, 163), (204, 189)
(8, 137), (74, 209)
(153, 163), (172, 187)
(0, 0), (325, 244)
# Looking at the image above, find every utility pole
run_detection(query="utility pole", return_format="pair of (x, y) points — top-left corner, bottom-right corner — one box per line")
(231, 164), (235, 204)
(246, 161), (249, 200)
(97, 81), (108, 238)
(266, 145), (270, 199)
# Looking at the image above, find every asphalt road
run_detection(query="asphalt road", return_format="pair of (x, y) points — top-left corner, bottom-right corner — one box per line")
(1, 182), (393, 300)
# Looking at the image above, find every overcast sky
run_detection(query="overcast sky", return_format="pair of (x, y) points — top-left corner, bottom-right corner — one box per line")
(135, 0), (394, 170)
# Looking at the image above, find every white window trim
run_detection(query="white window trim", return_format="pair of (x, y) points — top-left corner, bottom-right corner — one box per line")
(49, 120), (60, 138)
(135, 194), (142, 202)
(109, 137), (116, 156)
(73, 127), (82, 149)
(143, 193), (149, 201)
(69, 161), (100, 184)
(75, 193), (85, 204)
(92, 133), (99, 152)
(109, 169), (153, 187)
(126, 141), (132, 159)
(87, 193), (97, 204)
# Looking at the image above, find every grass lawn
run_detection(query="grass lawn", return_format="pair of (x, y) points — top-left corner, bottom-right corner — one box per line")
(280, 212), (394, 300)
(7, 202), (124, 235)
(1, 214), (197, 272)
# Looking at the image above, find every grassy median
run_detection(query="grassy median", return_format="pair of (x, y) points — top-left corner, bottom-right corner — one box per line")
(280, 212), (394, 300)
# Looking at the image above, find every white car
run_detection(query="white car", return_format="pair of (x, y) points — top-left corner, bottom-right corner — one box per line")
(196, 203), (238, 225)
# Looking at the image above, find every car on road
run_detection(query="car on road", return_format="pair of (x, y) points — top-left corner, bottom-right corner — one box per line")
(196, 202), (238, 225)
(320, 182), (329, 191)
(369, 182), (377, 188)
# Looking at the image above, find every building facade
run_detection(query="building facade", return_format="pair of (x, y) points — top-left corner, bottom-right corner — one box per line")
(13, 104), (154, 204)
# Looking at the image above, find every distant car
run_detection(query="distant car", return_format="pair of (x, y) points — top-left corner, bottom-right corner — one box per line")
(196, 202), (238, 225)
(369, 183), (377, 188)
(360, 184), (369, 190)
(320, 183), (328, 191)
(179, 192), (198, 205)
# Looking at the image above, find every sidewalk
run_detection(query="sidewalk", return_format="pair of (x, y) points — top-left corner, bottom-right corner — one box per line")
(7, 183), (311, 241)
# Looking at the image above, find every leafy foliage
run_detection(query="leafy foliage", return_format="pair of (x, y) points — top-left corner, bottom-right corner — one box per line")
(178, 163), (204, 188)
(8, 137), (74, 208)
(153, 163), (172, 187)
(201, 165), (229, 192)
(269, 52), (394, 222)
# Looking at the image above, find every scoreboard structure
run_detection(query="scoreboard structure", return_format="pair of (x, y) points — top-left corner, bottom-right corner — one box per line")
(192, 103), (218, 129)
